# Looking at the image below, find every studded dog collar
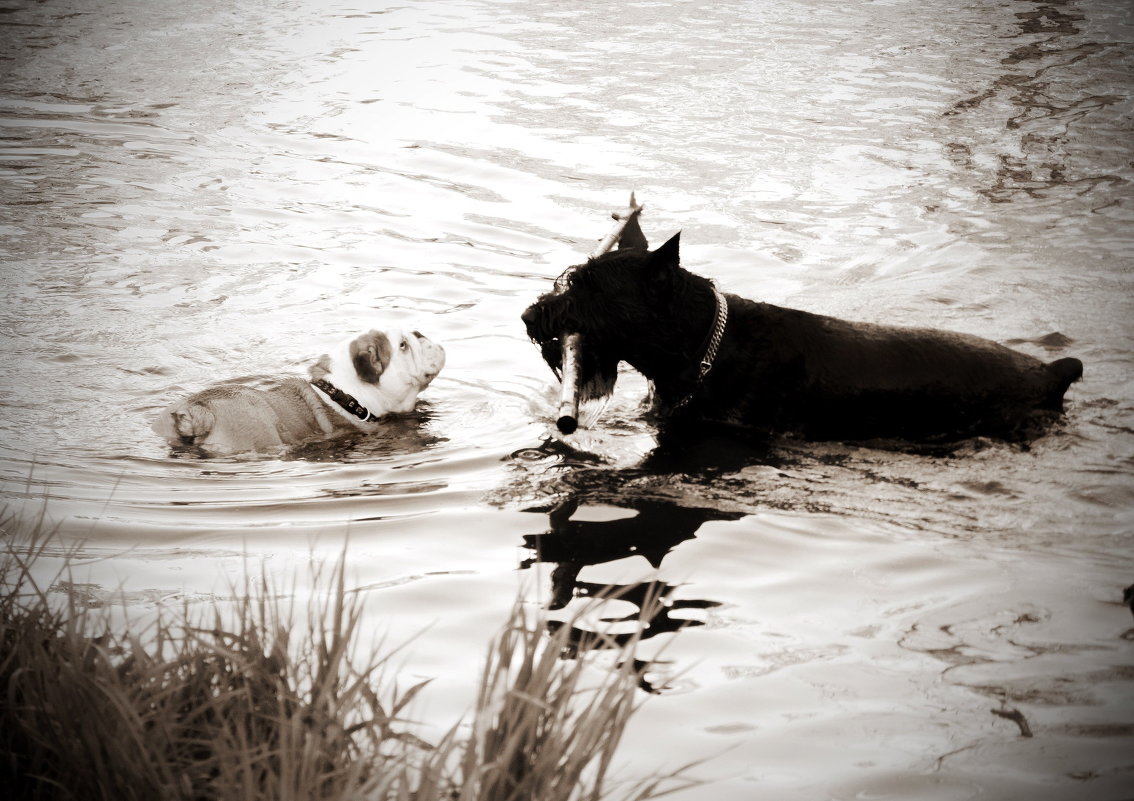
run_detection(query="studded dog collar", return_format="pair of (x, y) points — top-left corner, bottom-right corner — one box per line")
(311, 378), (380, 423)
(673, 285), (728, 411)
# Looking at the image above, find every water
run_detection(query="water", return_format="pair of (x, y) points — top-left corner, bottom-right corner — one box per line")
(2, 0), (1132, 797)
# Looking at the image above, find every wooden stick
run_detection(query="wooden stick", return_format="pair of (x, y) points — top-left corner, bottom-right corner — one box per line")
(590, 191), (645, 258)
(556, 332), (584, 434)
(556, 193), (644, 435)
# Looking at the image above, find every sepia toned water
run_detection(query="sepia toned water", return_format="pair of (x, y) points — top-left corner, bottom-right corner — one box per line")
(2, 0), (1132, 798)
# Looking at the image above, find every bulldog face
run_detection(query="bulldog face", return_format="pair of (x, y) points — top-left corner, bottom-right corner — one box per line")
(322, 327), (445, 417)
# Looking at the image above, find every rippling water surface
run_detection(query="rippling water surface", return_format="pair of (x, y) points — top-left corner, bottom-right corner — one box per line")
(2, 0), (1132, 798)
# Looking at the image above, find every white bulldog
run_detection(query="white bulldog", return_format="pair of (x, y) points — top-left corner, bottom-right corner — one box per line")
(153, 327), (445, 455)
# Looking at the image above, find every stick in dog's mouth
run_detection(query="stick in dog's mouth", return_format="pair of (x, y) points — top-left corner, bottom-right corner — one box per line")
(552, 193), (644, 435)
(556, 333), (583, 434)
(552, 332), (618, 434)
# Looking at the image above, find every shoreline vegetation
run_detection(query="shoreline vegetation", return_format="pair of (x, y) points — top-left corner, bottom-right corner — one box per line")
(1, 509), (700, 801)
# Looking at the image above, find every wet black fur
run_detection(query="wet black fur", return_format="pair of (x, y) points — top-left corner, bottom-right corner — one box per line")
(522, 232), (1083, 442)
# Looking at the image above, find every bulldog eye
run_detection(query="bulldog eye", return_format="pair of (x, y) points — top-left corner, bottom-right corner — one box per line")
(399, 338), (408, 351)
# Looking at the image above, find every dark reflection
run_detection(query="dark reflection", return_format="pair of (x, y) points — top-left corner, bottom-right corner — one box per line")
(544, 580), (721, 650)
(520, 493), (744, 691)
(544, 580), (721, 694)
(521, 496), (742, 609)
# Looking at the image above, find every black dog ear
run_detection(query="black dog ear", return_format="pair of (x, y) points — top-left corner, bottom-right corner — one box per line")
(647, 231), (680, 273)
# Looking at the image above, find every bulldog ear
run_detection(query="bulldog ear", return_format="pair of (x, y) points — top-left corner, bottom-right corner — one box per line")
(647, 231), (680, 272)
(350, 330), (392, 385)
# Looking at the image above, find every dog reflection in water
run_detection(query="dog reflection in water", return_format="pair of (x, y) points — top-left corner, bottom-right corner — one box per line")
(521, 497), (742, 692)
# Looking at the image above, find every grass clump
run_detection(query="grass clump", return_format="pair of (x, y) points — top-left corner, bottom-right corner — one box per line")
(1, 510), (698, 801)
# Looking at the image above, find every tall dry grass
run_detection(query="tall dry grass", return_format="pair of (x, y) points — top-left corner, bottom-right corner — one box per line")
(1, 508), (701, 801)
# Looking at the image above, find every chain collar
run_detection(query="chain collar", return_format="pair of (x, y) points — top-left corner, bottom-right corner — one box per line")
(672, 286), (728, 411)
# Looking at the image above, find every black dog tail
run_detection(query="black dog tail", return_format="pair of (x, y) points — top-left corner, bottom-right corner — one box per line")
(1048, 357), (1083, 388)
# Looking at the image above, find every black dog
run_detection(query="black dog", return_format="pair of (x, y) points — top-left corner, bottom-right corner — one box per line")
(521, 232), (1083, 442)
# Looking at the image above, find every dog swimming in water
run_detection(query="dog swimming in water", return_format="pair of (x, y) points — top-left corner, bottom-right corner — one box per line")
(522, 231), (1081, 443)
(153, 327), (445, 455)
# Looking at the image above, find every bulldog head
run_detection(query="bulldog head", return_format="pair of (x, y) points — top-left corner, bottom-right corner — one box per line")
(313, 327), (445, 419)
